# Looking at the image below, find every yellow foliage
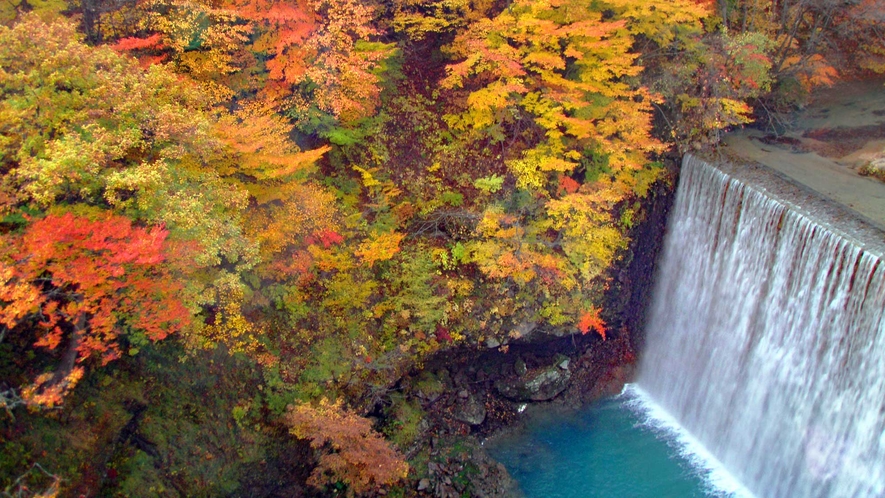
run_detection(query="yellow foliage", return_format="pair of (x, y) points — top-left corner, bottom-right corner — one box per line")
(506, 159), (545, 192)
(214, 100), (330, 179)
(390, 0), (493, 39)
(322, 271), (377, 312)
(442, 0), (663, 194)
(545, 190), (627, 280)
(247, 182), (339, 259)
(353, 166), (382, 188)
(355, 232), (405, 267)
(197, 272), (261, 354)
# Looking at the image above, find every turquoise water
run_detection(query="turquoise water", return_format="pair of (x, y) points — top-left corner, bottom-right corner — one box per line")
(486, 386), (750, 498)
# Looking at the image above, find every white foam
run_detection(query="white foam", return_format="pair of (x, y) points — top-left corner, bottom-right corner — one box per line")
(619, 384), (758, 498)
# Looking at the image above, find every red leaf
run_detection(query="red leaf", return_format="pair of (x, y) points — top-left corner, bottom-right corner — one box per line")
(111, 34), (165, 52)
(577, 307), (606, 340)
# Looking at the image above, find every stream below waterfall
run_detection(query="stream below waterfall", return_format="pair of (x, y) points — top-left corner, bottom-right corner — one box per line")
(486, 385), (754, 498)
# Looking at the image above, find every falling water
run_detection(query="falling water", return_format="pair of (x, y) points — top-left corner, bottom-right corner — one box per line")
(638, 156), (885, 497)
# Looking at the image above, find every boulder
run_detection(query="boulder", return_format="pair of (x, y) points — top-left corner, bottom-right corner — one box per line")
(495, 362), (572, 401)
(417, 478), (430, 491)
(514, 357), (527, 377)
(451, 393), (487, 425)
(556, 354), (570, 370)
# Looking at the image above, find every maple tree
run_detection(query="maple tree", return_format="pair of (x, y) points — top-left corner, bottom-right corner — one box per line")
(104, 0), (399, 123)
(577, 307), (607, 340)
(286, 398), (409, 495)
(0, 213), (189, 407)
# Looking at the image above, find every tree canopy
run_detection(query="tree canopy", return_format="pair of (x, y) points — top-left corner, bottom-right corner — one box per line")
(1, 0), (882, 494)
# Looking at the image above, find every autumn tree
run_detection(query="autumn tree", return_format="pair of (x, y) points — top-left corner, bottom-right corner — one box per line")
(285, 398), (408, 496)
(0, 16), (255, 269)
(0, 213), (189, 407)
(715, 0), (885, 108)
(649, 29), (775, 148)
(434, 0), (697, 336)
(113, 0), (400, 124)
(1, 16), (340, 359)
(638, 0), (883, 147)
(387, 0), (495, 40)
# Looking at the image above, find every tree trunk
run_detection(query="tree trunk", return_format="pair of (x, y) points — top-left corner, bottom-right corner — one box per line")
(47, 313), (85, 388)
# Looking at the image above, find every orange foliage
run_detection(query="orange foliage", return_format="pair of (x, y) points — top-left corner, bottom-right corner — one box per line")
(559, 176), (581, 194)
(355, 232), (404, 268)
(577, 307), (606, 340)
(286, 398), (409, 495)
(231, 0), (317, 84)
(110, 33), (165, 52)
(0, 213), (190, 406)
(214, 99), (331, 179)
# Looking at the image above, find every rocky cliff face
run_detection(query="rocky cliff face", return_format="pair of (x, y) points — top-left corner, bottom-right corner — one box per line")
(383, 170), (678, 497)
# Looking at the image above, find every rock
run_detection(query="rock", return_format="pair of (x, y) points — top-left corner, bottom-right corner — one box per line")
(457, 389), (469, 399)
(451, 394), (487, 425)
(437, 484), (458, 498)
(555, 354), (570, 370)
(514, 357), (527, 377)
(860, 157), (885, 180)
(511, 320), (538, 339)
(494, 363), (572, 401)
(413, 371), (445, 402)
(485, 337), (501, 348)
(418, 418), (431, 433)
(417, 478), (430, 491)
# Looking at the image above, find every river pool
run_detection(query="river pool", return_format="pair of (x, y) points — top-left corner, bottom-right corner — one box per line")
(485, 385), (753, 498)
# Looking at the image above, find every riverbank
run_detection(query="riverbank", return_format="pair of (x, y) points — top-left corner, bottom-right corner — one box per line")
(386, 169), (677, 497)
(389, 326), (637, 497)
(721, 78), (885, 231)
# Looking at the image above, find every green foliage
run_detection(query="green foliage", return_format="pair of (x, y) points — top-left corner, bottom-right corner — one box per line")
(384, 393), (426, 449)
(440, 190), (464, 207)
(450, 242), (467, 264)
(473, 174), (504, 193)
(388, 249), (448, 337)
(0, 341), (277, 496)
(325, 127), (365, 146)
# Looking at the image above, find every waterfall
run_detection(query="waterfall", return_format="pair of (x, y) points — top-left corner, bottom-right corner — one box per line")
(638, 156), (885, 498)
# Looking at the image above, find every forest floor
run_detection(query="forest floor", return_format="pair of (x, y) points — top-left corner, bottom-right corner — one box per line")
(722, 78), (885, 231)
